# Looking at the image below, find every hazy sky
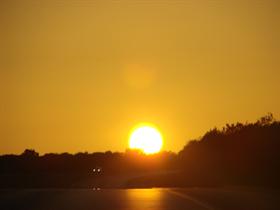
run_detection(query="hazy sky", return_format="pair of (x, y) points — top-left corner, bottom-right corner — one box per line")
(1, 0), (279, 154)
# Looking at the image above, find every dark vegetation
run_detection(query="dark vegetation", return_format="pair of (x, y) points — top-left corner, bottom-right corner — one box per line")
(0, 114), (279, 188)
(178, 113), (280, 188)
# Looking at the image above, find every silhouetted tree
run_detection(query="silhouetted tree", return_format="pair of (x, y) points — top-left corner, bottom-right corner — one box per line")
(21, 149), (39, 158)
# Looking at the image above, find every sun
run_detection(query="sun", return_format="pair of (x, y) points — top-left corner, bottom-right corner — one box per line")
(129, 123), (163, 154)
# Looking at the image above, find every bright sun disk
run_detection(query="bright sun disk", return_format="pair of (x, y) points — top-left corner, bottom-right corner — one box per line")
(129, 124), (163, 154)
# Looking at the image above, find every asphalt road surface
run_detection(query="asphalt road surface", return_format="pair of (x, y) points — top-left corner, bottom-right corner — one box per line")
(0, 188), (279, 210)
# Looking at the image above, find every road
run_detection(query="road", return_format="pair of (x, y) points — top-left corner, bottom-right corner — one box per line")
(0, 188), (279, 210)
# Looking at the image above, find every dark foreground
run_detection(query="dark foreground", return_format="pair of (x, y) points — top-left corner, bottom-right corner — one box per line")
(0, 188), (279, 210)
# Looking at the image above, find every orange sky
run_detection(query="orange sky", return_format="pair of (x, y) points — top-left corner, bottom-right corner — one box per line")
(1, 0), (279, 154)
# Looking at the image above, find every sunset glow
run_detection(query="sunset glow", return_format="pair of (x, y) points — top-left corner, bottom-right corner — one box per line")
(1, 0), (279, 155)
(129, 124), (163, 154)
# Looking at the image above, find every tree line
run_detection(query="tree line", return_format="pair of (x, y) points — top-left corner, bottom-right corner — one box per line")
(0, 114), (279, 188)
